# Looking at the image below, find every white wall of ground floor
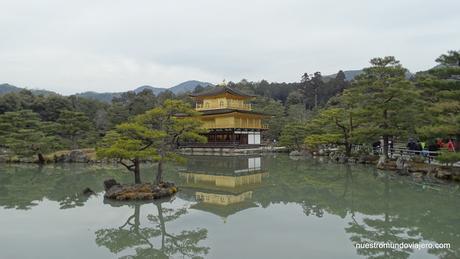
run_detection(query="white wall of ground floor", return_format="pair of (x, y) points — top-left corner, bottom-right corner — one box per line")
(235, 131), (261, 144)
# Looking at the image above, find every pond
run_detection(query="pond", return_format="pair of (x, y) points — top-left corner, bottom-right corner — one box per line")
(1, 155), (459, 259)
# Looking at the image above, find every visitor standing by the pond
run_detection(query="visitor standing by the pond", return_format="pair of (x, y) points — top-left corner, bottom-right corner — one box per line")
(437, 139), (445, 149)
(407, 139), (421, 154)
(447, 139), (456, 152)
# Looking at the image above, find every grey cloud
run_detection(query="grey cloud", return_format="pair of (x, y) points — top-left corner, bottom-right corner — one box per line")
(1, 0), (459, 94)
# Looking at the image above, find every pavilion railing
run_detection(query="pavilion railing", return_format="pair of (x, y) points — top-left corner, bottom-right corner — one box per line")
(196, 102), (251, 111)
(373, 147), (442, 163)
(179, 142), (262, 148)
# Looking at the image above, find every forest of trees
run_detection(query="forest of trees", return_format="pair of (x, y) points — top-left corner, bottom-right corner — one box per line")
(0, 50), (459, 166)
(279, 51), (460, 165)
(0, 64), (349, 160)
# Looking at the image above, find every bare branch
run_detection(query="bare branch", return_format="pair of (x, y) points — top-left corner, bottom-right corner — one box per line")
(119, 158), (134, 171)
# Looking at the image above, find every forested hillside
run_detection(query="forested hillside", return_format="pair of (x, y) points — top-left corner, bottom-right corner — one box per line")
(0, 83), (56, 96)
(1, 50), (459, 164)
(0, 80), (213, 103)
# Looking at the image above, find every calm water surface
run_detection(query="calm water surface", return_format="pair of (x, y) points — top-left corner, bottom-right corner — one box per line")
(1, 155), (459, 259)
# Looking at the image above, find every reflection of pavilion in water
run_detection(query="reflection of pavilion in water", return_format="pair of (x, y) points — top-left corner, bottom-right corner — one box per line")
(180, 155), (268, 218)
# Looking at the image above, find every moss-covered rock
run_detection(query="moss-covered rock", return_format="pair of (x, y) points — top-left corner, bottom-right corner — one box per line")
(103, 179), (178, 201)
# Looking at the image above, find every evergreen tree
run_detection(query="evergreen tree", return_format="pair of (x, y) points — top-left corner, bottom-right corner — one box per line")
(109, 90), (157, 126)
(303, 88), (365, 157)
(0, 110), (59, 163)
(331, 70), (349, 94)
(56, 110), (92, 149)
(157, 90), (176, 105)
(310, 72), (324, 108)
(347, 56), (420, 158)
(435, 50), (460, 66)
(279, 123), (310, 151)
(416, 50), (460, 138)
(97, 123), (162, 184)
(252, 97), (286, 141)
(305, 107), (357, 157)
(135, 100), (206, 184)
(287, 103), (312, 123)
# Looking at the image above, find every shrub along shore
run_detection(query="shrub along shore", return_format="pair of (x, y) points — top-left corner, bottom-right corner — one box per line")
(289, 150), (460, 182)
(2, 146), (459, 183)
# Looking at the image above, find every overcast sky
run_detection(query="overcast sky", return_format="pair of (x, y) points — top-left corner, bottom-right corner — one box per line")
(1, 0), (459, 95)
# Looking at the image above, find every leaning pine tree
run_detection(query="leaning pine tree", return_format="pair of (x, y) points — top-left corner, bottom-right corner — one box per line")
(134, 100), (206, 184)
(97, 123), (163, 184)
(97, 100), (205, 185)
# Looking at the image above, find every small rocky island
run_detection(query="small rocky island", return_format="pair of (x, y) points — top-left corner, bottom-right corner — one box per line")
(103, 179), (178, 201)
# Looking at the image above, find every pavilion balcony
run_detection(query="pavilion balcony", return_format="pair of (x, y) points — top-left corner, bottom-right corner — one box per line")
(196, 102), (251, 111)
(202, 121), (269, 130)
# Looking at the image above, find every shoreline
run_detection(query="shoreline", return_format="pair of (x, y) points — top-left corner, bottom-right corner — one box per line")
(2, 148), (460, 183)
(289, 150), (460, 182)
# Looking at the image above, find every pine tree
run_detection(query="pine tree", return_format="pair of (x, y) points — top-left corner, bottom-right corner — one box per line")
(97, 123), (162, 184)
(280, 123), (310, 151)
(416, 50), (460, 138)
(435, 50), (460, 66)
(57, 110), (92, 149)
(134, 100), (206, 184)
(346, 57), (421, 158)
(0, 110), (59, 163)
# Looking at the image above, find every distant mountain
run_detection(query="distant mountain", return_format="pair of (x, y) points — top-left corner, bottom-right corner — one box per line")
(75, 91), (122, 103)
(324, 69), (413, 81)
(75, 80), (213, 103)
(0, 83), (57, 96)
(77, 88), (167, 102)
(133, 80), (213, 95)
(133, 85), (166, 95)
(170, 80), (213, 93)
(324, 70), (363, 81)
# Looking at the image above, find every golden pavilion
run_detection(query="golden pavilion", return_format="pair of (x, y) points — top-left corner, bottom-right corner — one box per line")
(187, 86), (269, 147)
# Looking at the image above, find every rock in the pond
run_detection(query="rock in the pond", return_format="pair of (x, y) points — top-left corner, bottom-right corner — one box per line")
(357, 154), (379, 164)
(436, 170), (452, 180)
(289, 150), (310, 157)
(54, 150), (92, 163)
(83, 187), (95, 196)
(104, 181), (178, 201)
(396, 157), (409, 175)
(69, 150), (89, 163)
(105, 184), (124, 198)
(337, 156), (348, 164)
(289, 150), (301, 156)
(376, 155), (387, 169)
(104, 179), (120, 191)
(411, 172), (424, 179)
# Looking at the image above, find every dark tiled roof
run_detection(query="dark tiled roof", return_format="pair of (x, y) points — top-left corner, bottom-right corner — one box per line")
(175, 109), (271, 117)
(199, 109), (268, 116)
(189, 86), (256, 98)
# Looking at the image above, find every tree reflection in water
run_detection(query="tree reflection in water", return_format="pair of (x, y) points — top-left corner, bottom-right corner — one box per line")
(1, 156), (460, 258)
(345, 174), (421, 259)
(265, 156), (460, 259)
(0, 164), (130, 210)
(95, 199), (209, 259)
